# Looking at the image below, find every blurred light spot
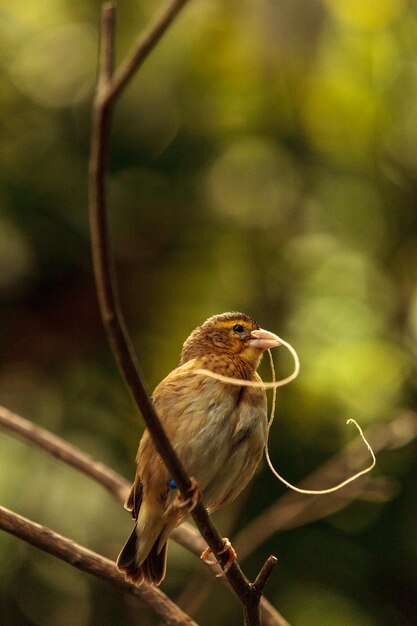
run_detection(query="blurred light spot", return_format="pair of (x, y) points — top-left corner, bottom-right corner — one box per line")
(284, 234), (396, 316)
(10, 23), (96, 108)
(0, 216), (36, 292)
(313, 175), (388, 253)
(310, 250), (370, 299)
(300, 340), (407, 423)
(325, 0), (405, 30)
(282, 233), (405, 423)
(303, 74), (381, 165)
(289, 296), (384, 344)
(206, 136), (299, 225)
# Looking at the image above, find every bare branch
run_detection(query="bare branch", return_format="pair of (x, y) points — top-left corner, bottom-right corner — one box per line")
(100, 2), (116, 85)
(89, 0), (196, 501)
(109, 0), (189, 103)
(0, 404), (287, 625)
(88, 3), (280, 624)
(234, 411), (417, 560)
(253, 556), (279, 594)
(0, 403), (200, 557)
(0, 405), (130, 503)
(0, 506), (197, 626)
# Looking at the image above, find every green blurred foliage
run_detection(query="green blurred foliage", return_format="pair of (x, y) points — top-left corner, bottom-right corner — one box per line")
(0, 0), (417, 624)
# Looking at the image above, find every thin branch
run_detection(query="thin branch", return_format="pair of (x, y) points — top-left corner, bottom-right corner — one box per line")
(2, 407), (409, 626)
(0, 506), (196, 626)
(100, 1), (115, 84)
(0, 403), (198, 554)
(253, 556), (279, 594)
(6, 407), (413, 626)
(175, 491), (253, 617)
(0, 404), (287, 626)
(89, 1), (195, 501)
(88, 3), (278, 625)
(0, 404), (202, 558)
(234, 411), (417, 560)
(0, 405), (130, 503)
(109, 0), (190, 103)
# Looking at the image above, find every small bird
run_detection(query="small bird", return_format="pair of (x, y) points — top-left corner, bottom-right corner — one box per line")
(117, 312), (281, 585)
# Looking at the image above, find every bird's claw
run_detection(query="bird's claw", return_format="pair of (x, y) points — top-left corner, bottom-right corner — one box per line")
(200, 537), (237, 577)
(173, 477), (201, 513)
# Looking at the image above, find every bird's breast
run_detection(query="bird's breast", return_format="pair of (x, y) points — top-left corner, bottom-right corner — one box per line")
(172, 378), (267, 498)
(149, 362), (267, 512)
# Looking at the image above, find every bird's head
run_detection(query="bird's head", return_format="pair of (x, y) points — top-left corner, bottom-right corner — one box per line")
(180, 312), (281, 372)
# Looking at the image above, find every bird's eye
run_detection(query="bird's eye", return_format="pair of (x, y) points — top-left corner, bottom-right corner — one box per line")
(232, 324), (245, 333)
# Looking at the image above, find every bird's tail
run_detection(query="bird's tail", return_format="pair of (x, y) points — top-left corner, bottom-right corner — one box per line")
(116, 484), (168, 586)
(116, 524), (167, 585)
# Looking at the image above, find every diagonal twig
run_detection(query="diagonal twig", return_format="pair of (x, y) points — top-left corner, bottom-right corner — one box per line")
(7, 404), (415, 622)
(0, 405), (130, 502)
(0, 403), (197, 553)
(108, 0), (190, 103)
(0, 404), (288, 626)
(0, 506), (197, 626)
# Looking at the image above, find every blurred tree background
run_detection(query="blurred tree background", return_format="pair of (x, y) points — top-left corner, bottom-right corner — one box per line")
(1, 0), (417, 624)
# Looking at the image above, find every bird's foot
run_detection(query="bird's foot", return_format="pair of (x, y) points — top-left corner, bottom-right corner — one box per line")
(173, 477), (201, 513)
(200, 537), (237, 577)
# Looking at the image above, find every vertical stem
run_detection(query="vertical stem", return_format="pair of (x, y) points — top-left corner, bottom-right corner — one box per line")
(100, 2), (116, 84)
(86, 3), (280, 624)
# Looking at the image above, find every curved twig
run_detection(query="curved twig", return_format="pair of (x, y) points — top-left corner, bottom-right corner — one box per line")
(88, 3), (278, 624)
(0, 404), (287, 626)
(0, 405), (130, 502)
(0, 506), (197, 626)
(0, 403), (199, 553)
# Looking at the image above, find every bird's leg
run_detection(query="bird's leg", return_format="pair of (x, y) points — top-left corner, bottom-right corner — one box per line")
(172, 477), (202, 513)
(200, 537), (237, 577)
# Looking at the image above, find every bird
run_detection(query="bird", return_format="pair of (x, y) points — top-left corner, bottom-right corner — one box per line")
(116, 312), (281, 585)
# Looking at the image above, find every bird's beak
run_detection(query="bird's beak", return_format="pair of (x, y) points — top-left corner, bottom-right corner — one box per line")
(248, 328), (282, 350)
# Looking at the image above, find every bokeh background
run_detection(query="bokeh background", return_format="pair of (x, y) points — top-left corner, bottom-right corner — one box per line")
(1, 0), (417, 624)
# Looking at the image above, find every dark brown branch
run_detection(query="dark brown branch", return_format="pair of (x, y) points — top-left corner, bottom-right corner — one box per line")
(234, 411), (417, 560)
(253, 556), (279, 594)
(0, 406), (286, 626)
(89, 0), (195, 501)
(175, 496), (250, 616)
(88, 3), (278, 625)
(0, 506), (196, 626)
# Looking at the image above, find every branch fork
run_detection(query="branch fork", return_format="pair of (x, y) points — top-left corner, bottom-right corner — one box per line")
(88, 2), (278, 624)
